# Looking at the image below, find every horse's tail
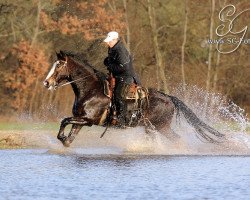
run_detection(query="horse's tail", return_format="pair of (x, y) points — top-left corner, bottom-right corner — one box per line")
(168, 95), (225, 143)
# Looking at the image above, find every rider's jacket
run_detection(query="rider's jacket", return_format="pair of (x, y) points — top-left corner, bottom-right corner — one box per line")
(104, 40), (140, 85)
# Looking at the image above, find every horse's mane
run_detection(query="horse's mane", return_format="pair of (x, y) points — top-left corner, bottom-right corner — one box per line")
(60, 50), (107, 80)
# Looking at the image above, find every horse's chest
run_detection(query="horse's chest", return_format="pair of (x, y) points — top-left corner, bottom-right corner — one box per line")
(72, 96), (100, 117)
(72, 98), (84, 116)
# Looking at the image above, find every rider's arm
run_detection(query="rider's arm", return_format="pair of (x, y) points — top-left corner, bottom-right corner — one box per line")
(116, 46), (131, 68)
(107, 47), (130, 73)
(107, 61), (126, 74)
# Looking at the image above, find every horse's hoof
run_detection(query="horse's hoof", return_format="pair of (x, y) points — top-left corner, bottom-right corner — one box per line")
(63, 140), (71, 147)
(63, 135), (75, 147)
(57, 135), (67, 142)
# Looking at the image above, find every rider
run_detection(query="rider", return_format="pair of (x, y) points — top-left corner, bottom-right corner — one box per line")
(103, 31), (141, 126)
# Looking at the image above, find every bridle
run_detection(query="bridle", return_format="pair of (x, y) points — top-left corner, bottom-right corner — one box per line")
(56, 60), (101, 88)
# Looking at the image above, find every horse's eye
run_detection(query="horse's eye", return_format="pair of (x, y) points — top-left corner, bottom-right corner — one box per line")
(57, 62), (63, 68)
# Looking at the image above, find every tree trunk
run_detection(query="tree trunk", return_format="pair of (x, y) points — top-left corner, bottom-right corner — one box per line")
(28, 78), (39, 116)
(147, 0), (168, 93)
(206, 0), (215, 92)
(204, 0), (215, 116)
(181, 0), (188, 94)
(123, 0), (130, 51)
(212, 50), (220, 91)
(212, 0), (227, 92)
(10, 19), (16, 42)
(31, 0), (41, 47)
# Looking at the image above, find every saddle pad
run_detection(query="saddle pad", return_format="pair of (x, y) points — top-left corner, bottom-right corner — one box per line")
(103, 80), (111, 98)
(125, 85), (148, 100)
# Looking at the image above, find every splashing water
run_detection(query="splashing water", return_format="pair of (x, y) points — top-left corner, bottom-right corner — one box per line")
(171, 85), (248, 132)
(4, 85), (249, 155)
(219, 101), (248, 132)
(169, 85), (250, 154)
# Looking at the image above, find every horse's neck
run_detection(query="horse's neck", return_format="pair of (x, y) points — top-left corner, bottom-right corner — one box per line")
(68, 58), (99, 98)
(71, 80), (97, 98)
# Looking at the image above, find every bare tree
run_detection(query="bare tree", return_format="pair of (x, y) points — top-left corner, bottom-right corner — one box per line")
(181, 0), (189, 93)
(212, 0), (228, 92)
(31, 0), (42, 47)
(206, 0), (215, 92)
(29, 0), (43, 115)
(212, 45), (221, 92)
(147, 0), (168, 93)
(123, 0), (131, 51)
(203, 0), (215, 116)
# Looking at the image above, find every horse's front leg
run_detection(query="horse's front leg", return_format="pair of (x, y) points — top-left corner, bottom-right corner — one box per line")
(63, 124), (83, 147)
(57, 117), (91, 146)
(57, 117), (71, 142)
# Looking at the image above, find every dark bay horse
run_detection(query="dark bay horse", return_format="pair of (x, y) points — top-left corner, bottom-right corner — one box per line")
(43, 51), (224, 147)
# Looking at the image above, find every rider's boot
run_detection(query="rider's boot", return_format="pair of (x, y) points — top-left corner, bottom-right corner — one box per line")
(116, 100), (127, 128)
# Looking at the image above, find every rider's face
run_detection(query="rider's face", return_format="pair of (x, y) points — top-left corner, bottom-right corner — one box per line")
(106, 39), (118, 48)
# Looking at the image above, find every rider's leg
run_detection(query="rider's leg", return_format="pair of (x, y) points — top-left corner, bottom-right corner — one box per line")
(114, 81), (126, 126)
(114, 77), (134, 127)
(116, 99), (127, 126)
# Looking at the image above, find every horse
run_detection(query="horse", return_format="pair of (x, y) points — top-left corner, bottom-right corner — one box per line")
(43, 51), (224, 147)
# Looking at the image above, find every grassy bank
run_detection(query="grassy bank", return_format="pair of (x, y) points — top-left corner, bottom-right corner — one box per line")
(0, 122), (59, 149)
(0, 122), (59, 131)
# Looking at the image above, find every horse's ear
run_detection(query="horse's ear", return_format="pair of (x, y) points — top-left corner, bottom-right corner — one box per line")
(59, 50), (66, 61)
(56, 51), (61, 60)
(56, 50), (66, 61)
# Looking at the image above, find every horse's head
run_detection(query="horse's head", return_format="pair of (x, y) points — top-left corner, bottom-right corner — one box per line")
(43, 51), (70, 90)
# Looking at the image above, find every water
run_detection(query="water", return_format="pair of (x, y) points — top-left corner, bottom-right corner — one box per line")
(0, 149), (249, 200)
(1, 86), (249, 199)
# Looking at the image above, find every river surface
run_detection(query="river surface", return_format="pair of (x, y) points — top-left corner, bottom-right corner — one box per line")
(0, 149), (249, 200)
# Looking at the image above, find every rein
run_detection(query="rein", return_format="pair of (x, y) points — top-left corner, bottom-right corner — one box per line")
(57, 60), (102, 88)
(58, 75), (93, 88)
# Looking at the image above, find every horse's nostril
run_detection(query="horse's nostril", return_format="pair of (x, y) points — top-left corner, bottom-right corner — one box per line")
(43, 80), (49, 87)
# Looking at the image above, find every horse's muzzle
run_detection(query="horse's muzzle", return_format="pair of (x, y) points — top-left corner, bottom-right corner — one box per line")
(43, 80), (58, 90)
(43, 80), (49, 88)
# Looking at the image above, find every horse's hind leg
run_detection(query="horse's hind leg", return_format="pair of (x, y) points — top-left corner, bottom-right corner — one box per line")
(144, 119), (157, 140)
(159, 126), (181, 142)
(63, 124), (83, 147)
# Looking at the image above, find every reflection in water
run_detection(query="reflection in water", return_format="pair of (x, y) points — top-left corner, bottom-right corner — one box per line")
(0, 149), (250, 200)
(74, 156), (135, 168)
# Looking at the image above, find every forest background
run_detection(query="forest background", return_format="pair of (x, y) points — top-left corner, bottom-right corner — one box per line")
(0, 0), (249, 122)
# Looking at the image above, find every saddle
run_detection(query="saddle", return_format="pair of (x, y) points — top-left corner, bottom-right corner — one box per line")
(103, 78), (148, 101)
(100, 76), (149, 126)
